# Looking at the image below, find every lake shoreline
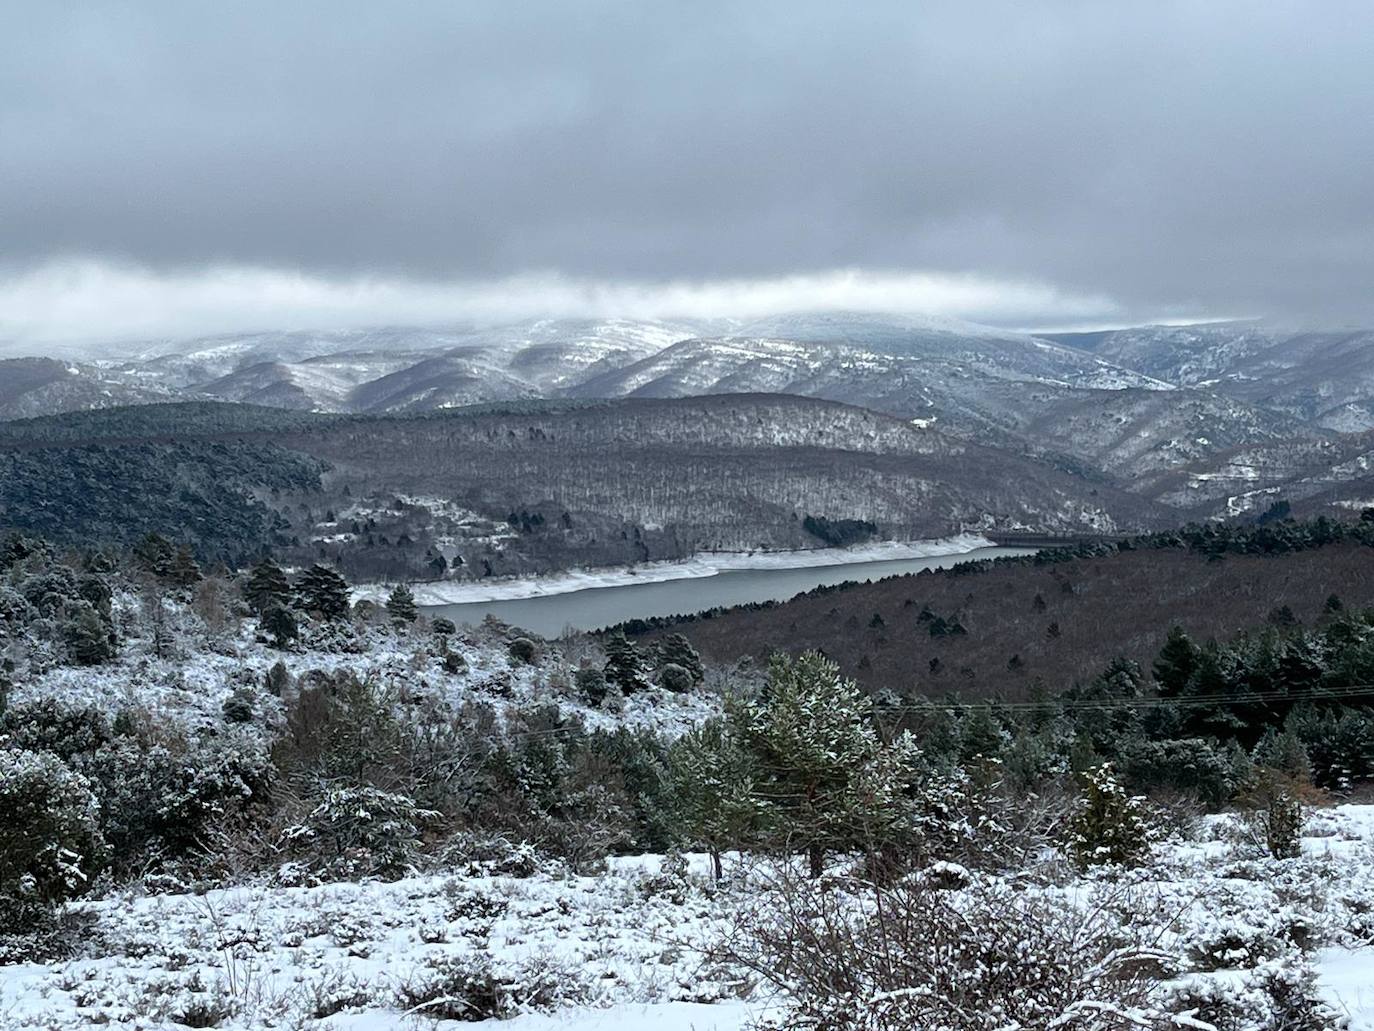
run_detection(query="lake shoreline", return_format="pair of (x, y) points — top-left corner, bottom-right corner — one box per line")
(353, 532), (997, 607)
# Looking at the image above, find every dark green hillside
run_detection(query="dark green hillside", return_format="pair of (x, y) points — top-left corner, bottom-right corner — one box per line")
(0, 401), (327, 447)
(0, 440), (326, 563)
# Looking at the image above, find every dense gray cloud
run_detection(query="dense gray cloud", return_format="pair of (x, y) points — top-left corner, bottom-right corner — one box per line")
(3, 1), (1373, 330)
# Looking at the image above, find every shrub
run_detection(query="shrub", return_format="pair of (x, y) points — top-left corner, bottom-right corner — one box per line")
(658, 662), (693, 693)
(0, 698), (112, 761)
(726, 874), (1176, 1031)
(1164, 956), (1348, 1030)
(92, 731), (272, 871)
(394, 953), (590, 1022)
(1117, 737), (1248, 810)
(286, 786), (437, 880)
(507, 637), (538, 664)
(574, 666), (607, 704)
(264, 659), (292, 697)
(1067, 763), (1158, 870)
(221, 689), (256, 724)
(0, 749), (105, 909)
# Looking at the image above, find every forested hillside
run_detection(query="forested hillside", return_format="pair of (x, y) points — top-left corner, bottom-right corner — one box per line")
(0, 396), (1167, 581)
(630, 517), (1374, 697)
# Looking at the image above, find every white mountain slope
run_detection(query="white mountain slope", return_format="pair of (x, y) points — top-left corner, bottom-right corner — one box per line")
(1052, 321), (1374, 432)
(82, 318), (715, 412)
(0, 357), (178, 420)
(4, 312), (1356, 511)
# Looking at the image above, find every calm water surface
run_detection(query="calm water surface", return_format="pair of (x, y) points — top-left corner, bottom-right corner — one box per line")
(425, 545), (1035, 637)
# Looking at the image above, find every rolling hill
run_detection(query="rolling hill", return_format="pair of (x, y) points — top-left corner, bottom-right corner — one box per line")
(0, 395), (1171, 577)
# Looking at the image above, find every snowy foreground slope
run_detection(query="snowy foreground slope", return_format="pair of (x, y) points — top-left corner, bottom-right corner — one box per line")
(3, 808), (1374, 1029)
(6, 595), (1374, 1030)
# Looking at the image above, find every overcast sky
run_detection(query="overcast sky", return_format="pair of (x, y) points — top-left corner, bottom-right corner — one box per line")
(3, 1), (1373, 345)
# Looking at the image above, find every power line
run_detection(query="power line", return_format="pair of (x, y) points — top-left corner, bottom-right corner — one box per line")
(874, 683), (1374, 715)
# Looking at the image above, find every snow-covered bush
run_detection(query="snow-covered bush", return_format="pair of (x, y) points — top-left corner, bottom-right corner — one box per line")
(393, 952), (592, 1022)
(436, 833), (546, 878)
(0, 748), (105, 961)
(1182, 906), (1304, 971)
(907, 763), (1064, 872)
(1067, 763), (1159, 870)
(91, 729), (272, 874)
(1164, 957), (1348, 1030)
(0, 748), (105, 907)
(507, 636), (538, 664)
(285, 785), (437, 880)
(728, 873), (1176, 1031)
(0, 696), (112, 760)
(574, 665), (607, 704)
(0, 585), (35, 631)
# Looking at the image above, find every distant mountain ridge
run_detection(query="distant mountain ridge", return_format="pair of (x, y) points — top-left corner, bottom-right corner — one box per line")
(5, 312), (1374, 526)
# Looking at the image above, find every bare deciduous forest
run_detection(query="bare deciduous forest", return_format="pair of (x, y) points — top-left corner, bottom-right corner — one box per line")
(636, 541), (1374, 697)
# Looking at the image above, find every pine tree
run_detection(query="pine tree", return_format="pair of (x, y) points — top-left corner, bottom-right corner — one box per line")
(1153, 626), (1199, 697)
(132, 532), (175, 579)
(144, 586), (171, 660)
(1254, 726), (1312, 783)
(244, 558), (291, 615)
(64, 603), (115, 666)
(295, 565), (350, 620)
(654, 633), (704, 683)
(261, 605), (299, 649)
(603, 631), (647, 694)
(169, 545), (202, 589)
(1067, 763), (1157, 870)
(669, 719), (764, 880)
(0, 658), (13, 718)
(1263, 789), (1304, 860)
(735, 651), (913, 877)
(431, 616), (457, 651)
(386, 584), (418, 626)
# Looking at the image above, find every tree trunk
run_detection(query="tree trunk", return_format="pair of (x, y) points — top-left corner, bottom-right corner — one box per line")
(808, 841), (824, 879)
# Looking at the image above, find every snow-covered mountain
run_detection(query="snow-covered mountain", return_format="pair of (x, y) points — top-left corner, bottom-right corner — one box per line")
(0, 357), (177, 420)
(1051, 321), (1374, 432)
(8, 312), (1374, 518)
(9, 314), (1174, 423)
(78, 318), (714, 412)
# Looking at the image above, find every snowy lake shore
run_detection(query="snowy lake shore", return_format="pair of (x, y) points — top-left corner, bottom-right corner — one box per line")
(352, 533), (997, 607)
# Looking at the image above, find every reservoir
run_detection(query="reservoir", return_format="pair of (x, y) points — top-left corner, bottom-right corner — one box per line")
(425, 544), (1036, 638)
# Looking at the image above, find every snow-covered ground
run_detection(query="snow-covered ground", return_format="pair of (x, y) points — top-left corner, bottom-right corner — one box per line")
(12, 602), (721, 743)
(353, 534), (996, 606)
(8, 593), (1374, 1029)
(5, 809), (1374, 1029)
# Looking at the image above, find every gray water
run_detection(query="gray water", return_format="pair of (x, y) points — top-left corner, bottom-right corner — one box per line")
(425, 545), (1035, 637)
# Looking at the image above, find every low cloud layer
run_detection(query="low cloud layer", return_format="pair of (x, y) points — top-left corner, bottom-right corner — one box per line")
(0, 262), (1126, 350)
(4, 2), (1373, 342)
